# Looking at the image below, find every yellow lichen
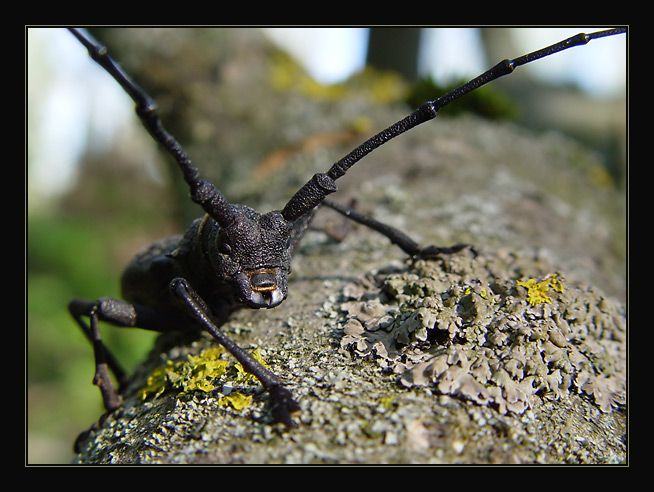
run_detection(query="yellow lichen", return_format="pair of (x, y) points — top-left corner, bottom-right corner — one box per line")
(351, 67), (410, 104)
(379, 395), (396, 410)
(516, 274), (564, 306)
(218, 392), (253, 411)
(269, 51), (409, 105)
(232, 349), (269, 385)
(138, 346), (268, 413)
(268, 51), (347, 101)
(139, 362), (175, 400)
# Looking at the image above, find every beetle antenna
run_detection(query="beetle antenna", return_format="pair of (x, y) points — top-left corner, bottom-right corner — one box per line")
(282, 27), (626, 222)
(68, 27), (237, 227)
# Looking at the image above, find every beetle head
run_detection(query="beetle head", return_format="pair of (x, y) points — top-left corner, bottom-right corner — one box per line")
(204, 206), (292, 309)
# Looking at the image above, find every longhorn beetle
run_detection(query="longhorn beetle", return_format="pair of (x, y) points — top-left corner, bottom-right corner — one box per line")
(67, 27), (626, 432)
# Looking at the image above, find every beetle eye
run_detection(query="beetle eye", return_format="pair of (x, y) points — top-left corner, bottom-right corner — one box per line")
(217, 239), (232, 255)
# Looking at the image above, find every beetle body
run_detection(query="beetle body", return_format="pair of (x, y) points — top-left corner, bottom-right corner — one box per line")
(121, 207), (293, 317)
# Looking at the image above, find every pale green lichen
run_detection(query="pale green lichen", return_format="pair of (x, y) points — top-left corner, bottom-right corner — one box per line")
(138, 346), (268, 411)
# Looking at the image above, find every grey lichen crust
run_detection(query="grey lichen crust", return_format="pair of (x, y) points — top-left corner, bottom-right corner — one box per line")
(340, 248), (626, 418)
(76, 246), (626, 465)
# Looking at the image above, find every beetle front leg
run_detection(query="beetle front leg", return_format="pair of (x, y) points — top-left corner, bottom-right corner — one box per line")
(169, 277), (300, 428)
(69, 296), (196, 411)
(69, 298), (131, 412)
(88, 306), (123, 412)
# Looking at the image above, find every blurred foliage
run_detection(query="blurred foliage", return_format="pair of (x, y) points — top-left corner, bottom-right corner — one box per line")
(27, 146), (171, 463)
(270, 49), (410, 106)
(28, 215), (159, 373)
(405, 76), (519, 120)
(27, 213), (160, 463)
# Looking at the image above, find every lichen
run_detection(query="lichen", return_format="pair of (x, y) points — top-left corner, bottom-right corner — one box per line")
(516, 274), (564, 306)
(269, 51), (409, 105)
(340, 252), (626, 415)
(138, 346), (268, 411)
